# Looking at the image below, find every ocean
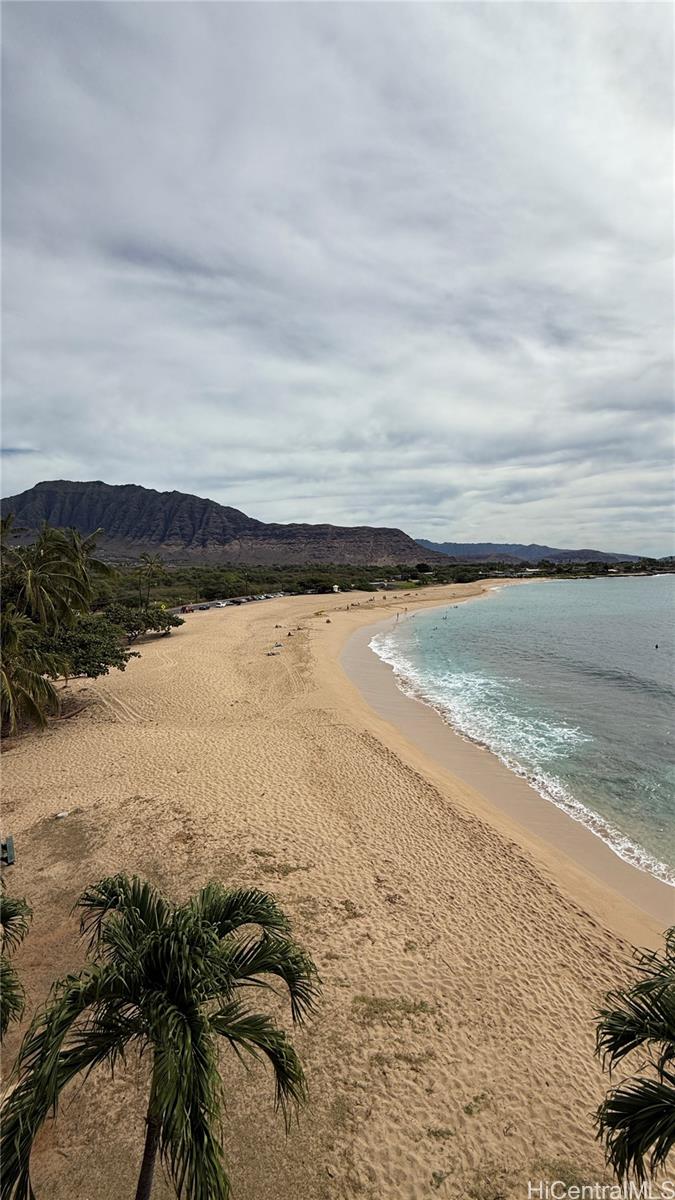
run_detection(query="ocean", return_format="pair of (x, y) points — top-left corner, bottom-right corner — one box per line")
(370, 575), (675, 886)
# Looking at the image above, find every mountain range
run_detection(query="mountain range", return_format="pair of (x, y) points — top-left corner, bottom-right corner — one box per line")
(1, 480), (441, 566)
(416, 538), (642, 565)
(1, 480), (648, 566)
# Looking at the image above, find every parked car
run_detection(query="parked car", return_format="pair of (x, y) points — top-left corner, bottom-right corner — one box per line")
(197, 604), (210, 611)
(213, 601), (229, 608)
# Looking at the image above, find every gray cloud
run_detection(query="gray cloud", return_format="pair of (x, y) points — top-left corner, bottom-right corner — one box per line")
(2, 2), (673, 555)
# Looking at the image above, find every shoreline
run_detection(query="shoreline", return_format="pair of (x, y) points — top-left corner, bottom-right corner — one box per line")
(3, 579), (673, 1198)
(340, 591), (673, 932)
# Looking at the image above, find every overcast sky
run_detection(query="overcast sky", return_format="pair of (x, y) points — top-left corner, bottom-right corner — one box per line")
(2, 3), (673, 555)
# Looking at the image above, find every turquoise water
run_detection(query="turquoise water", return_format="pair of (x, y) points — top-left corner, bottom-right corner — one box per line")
(370, 576), (675, 885)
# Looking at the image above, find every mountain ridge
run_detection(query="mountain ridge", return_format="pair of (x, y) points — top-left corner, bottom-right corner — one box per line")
(416, 538), (642, 565)
(2, 481), (652, 566)
(1, 480), (446, 566)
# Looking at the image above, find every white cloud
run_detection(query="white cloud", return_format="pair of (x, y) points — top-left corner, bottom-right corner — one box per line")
(2, 1), (672, 555)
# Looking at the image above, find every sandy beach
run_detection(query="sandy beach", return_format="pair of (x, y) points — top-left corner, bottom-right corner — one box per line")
(2, 581), (673, 1200)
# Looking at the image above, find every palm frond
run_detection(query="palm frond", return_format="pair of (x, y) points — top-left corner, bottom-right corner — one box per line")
(1, 970), (134, 1200)
(0, 875), (316, 1200)
(595, 925), (675, 1183)
(597, 981), (675, 1077)
(1, 513), (17, 549)
(14, 966), (122, 1085)
(0, 892), (32, 954)
(1, 1034), (133, 1200)
(596, 1070), (675, 1183)
(1, 604), (66, 731)
(596, 929), (675, 1082)
(63, 528), (116, 579)
(0, 956), (25, 1039)
(151, 1002), (230, 1200)
(210, 1000), (308, 1126)
(224, 932), (319, 1022)
(189, 884), (291, 937)
(0, 889), (32, 1036)
(78, 875), (169, 949)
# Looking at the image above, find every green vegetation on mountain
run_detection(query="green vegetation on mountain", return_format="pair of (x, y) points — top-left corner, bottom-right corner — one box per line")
(417, 537), (644, 564)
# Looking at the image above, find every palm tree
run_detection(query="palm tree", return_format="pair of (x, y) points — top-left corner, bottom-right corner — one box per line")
(0, 513), (21, 565)
(2, 520), (115, 625)
(138, 553), (164, 609)
(62, 527), (116, 585)
(596, 926), (675, 1183)
(11, 525), (91, 630)
(0, 885), (32, 1038)
(1, 520), (120, 729)
(0, 605), (67, 731)
(1, 875), (318, 1200)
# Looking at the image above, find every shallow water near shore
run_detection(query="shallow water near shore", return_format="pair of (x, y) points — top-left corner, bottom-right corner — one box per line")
(371, 576), (675, 886)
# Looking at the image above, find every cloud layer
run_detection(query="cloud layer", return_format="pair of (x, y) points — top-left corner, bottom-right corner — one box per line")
(2, 2), (673, 554)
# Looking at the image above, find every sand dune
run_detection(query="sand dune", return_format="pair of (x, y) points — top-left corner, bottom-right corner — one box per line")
(2, 583), (669, 1200)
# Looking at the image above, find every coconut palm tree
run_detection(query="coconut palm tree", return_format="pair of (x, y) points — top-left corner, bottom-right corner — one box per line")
(10, 525), (91, 630)
(0, 605), (67, 731)
(0, 875), (318, 1200)
(0, 885), (32, 1038)
(138, 553), (165, 609)
(2, 521), (120, 729)
(596, 926), (675, 1183)
(62, 527), (116, 586)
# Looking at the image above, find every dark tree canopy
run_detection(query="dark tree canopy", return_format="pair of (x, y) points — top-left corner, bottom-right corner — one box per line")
(45, 614), (138, 679)
(104, 603), (184, 643)
(1, 520), (184, 731)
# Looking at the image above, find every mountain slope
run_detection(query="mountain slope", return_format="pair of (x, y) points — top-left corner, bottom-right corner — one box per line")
(1, 480), (440, 566)
(416, 538), (641, 564)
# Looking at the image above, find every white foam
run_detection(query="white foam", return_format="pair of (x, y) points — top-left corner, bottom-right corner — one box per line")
(370, 631), (675, 889)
